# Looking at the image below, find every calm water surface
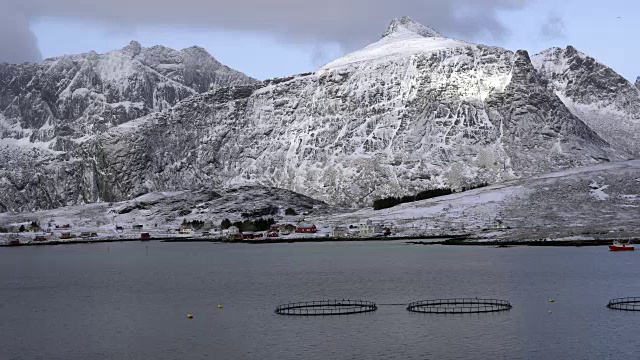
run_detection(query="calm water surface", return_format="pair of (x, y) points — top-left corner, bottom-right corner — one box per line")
(1, 241), (640, 360)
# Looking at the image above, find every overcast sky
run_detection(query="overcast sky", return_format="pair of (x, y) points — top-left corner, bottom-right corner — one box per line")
(1, 0), (638, 81)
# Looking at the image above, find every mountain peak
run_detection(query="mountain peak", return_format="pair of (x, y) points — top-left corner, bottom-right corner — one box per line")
(635, 76), (640, 90)
(382, 16), (442, 39)
(122, 40), (142, 57)
(181, 45), (214, 58)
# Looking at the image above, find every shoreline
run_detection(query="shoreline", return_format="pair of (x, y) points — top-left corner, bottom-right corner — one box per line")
(0, 234), (632, 247)
(410, 239), (631, 247)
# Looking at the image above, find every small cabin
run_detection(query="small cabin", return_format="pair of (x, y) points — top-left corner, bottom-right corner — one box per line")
(80, 232), (92, 238)
(295, 224), (317, 234)
(201, 231), (211, 237)
(59, 232), (75, 240)
(179, 228), (194, 235)
(267, 231), (279, 238)
(132, 225), (144, 232)
(140, 233), (151, 240)
(332, 227), (348, 238)
(116, 226), (124, 232)
(279, 224), (296, 235)
(34, 235), (48, 242)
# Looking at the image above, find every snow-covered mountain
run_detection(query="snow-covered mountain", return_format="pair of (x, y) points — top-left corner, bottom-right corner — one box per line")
(84, 17), (617, 208)
(532, 46), (640, 156)
(0, 41), (255, 150)
(0, 17), (633, 212)
(0, 42), (255, 212)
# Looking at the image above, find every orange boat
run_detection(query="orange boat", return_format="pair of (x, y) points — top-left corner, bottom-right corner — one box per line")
(609, 240), (634, 251)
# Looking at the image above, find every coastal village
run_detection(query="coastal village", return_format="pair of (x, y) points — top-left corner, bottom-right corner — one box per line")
(0, 213), (398, 246)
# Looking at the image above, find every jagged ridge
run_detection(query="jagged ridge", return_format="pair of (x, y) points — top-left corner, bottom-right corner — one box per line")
(532, 46), (640, 157)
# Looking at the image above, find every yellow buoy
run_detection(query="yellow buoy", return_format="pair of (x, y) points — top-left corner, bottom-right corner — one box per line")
(549, 299), (555, 303)
(217, 304), (223, 309)
(187, 313), (193, 319)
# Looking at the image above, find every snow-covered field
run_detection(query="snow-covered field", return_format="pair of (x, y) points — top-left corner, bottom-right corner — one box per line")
(308, 160), (640, 241)
(0, 186), (335, 245)
(1, 161), (638, 245)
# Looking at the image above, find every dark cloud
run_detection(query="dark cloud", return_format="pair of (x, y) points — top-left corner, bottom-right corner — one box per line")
(0, 0), (530, 64)
(540, 12), (566, 40)
(0, 1), (42, 63)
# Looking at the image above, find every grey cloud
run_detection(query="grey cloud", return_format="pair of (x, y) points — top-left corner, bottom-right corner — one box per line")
(0, 1), (42, 63)
(540, 12), (566, 40)
(1, 0), (530, 64)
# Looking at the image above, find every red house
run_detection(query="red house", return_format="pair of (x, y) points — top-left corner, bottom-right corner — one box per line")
(242, 232), (255, 240)
(267, 231), (279, 238)
(140, 233), (151, 240)
(295, 224), (317, 233)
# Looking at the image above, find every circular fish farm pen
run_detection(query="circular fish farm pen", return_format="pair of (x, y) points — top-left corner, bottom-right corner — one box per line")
(275, 300), (378, 316)
(407, 298), (512, 314)
(607, 297), (640, 311)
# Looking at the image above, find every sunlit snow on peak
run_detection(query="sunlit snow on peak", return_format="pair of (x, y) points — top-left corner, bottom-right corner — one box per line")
(382, 16), (443, 39)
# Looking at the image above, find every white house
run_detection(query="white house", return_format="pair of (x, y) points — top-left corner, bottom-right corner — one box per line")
(490, 220), (507, 231)
(222, 226), (241, 238)
(332, 226), (349, 238)
(359, 220), (386, 236)
(359, 220), (374, 236)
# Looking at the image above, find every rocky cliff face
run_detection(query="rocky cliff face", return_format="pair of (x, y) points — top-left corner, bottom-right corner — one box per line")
(0, 42), (255, 211)
(0, 17), (629, 212)
(0, 41), (255, 150)
(532, 46), (640, 157)
(79, 18), (616, 209)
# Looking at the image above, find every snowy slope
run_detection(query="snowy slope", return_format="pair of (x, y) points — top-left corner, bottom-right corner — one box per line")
(532, 46), (640, 156)
(2, 162), (636, 244)
(0, 185), (333, 238)
(0, 40), (255, 151)
(0, 42), (256, 212)
(311, 160), (640, 241)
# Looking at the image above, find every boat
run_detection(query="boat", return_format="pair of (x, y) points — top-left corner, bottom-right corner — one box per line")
(609, 240), (634, 251)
